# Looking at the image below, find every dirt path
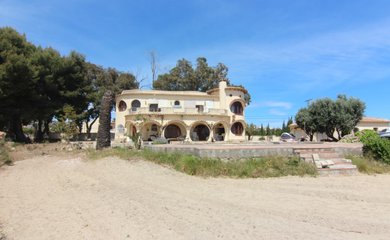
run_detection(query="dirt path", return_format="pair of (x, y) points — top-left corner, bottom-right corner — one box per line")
(1, 155), (390, 240)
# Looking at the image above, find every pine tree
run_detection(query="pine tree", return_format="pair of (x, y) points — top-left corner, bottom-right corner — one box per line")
(266, 124), (271, 136)
(260, 124), (265, 136)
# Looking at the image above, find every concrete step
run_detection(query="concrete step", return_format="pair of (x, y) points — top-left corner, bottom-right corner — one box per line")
(329, 163), (357, 169)
(318, 164), (358, 176)
(317, 153), (341, 159)
(318, 168), (358, 176)
(294, 147), (358, 175)
(294, 148), (334, 153)
(299, 152), (341, 159)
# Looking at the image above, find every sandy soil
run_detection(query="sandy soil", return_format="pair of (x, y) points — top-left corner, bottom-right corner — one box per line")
(1, 154), (390, 240)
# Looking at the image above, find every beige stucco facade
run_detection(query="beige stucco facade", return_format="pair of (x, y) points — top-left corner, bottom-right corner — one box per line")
(115, 81), (247, 142)
(354, 117), (390, 132)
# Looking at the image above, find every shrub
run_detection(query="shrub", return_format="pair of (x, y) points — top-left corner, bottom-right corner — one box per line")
(356, 130), (390, 164)
(152, 138), (168, 145)
(0, 140), (12, 166)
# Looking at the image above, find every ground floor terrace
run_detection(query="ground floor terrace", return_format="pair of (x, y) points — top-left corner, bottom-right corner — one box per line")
(120, 117), (246, 142)
(145, 142), (363, 159)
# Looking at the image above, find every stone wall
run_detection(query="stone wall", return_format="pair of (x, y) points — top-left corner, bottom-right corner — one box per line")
(146, 143), (363, 160)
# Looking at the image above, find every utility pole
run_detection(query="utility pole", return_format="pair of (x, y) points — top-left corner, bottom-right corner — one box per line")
(150, 51), (157, 86)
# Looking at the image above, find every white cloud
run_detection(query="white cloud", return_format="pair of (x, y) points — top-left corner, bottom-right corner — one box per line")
(268, 109), (288, 116)
(248, 101), (293, 110)
(264, 101), (292, 109)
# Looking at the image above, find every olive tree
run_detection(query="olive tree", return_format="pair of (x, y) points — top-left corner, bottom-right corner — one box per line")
(295, 95), (365, 141)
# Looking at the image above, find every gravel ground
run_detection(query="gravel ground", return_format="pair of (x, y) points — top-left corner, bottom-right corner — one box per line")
(1, 155), (390, 240)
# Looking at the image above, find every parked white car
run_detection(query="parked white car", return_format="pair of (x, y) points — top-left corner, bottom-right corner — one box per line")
(280, 133), (296, 142)
(379, 128), (390, 138)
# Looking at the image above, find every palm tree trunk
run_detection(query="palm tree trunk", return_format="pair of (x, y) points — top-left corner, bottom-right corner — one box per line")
(96, 90), (114, 150)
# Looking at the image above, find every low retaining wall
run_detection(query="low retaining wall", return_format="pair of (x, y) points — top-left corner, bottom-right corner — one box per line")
(145, 143), (363, 159)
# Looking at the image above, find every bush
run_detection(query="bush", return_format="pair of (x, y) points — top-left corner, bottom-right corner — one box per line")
(0, 140), (12, 166)
(356, 130), (390, 164)
(339, 134), (360, 143)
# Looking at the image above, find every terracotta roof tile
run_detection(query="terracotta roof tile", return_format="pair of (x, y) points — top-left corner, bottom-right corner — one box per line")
(360, 117), (390, 123)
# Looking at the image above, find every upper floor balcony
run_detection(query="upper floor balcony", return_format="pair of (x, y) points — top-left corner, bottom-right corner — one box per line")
(127, 107), (228, 116)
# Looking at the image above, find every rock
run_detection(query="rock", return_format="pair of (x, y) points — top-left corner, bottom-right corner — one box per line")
(0, 131), (5, 140)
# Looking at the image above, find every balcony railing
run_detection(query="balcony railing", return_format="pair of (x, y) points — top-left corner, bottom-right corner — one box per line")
(128, 107), (227, 115)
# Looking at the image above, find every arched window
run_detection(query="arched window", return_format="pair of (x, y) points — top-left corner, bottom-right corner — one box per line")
(174, 100), (180, 106)
(131, 100), (141, 111)
(118, 101), (127, 112)
(231, 122), (244, 136)
(164, 124), (182, 139)
(230, 101), (243, 115)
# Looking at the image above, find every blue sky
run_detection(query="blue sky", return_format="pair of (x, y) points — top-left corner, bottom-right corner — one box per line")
(1, 0), (390, 127)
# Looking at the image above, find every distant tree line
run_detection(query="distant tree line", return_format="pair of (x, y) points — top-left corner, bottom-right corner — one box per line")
(246, 117), (293, 140)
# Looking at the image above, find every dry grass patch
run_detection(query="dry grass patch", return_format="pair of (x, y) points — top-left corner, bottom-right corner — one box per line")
(88, 148), (318, 178)
(349, 155), (390, 174)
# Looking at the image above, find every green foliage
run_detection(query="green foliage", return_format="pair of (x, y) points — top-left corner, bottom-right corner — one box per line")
(84, 64), (138, 137)
(152, 57), (251, 105)
(295, 108), (316, 141)
(88, 148), (317, 178)
(153, 57), (229, 92)
(51, 105), (78, 141)
(0, 27), (139, 142)
(295, 95), (365, 141)
(0, 27), (36, 139)
(286, 117), (293, 132)
(259, 124), (265, 136)
(245, 123), (257, 140)
(349, 155), (390, 174)
(266, 124), (271, 136)
(356, 130), (390, 164)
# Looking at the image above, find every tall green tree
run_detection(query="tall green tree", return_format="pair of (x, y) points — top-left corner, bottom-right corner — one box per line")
(153, 57), (230, 92)
(152, 57), (252, 105)
(282, 121), (286, 133)
(245, 123), (257, 140)
(0, 27), (36, 142)
(295, 95), (365, 141)
(30, 47), (64, 141)
(334, 94), (365, 139)
(266, 124), (271, 136)
(295, 108), (316, 141)
(259, 124), (265, 136)
(286, 117), (293, 133)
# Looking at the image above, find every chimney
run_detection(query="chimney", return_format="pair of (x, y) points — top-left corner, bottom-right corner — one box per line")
(219, 80), (227, 109)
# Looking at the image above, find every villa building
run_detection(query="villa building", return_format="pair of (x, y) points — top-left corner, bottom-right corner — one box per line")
(115, 81), (247, 142)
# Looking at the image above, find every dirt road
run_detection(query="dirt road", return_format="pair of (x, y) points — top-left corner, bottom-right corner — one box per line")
(1, 155), (390, 239)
